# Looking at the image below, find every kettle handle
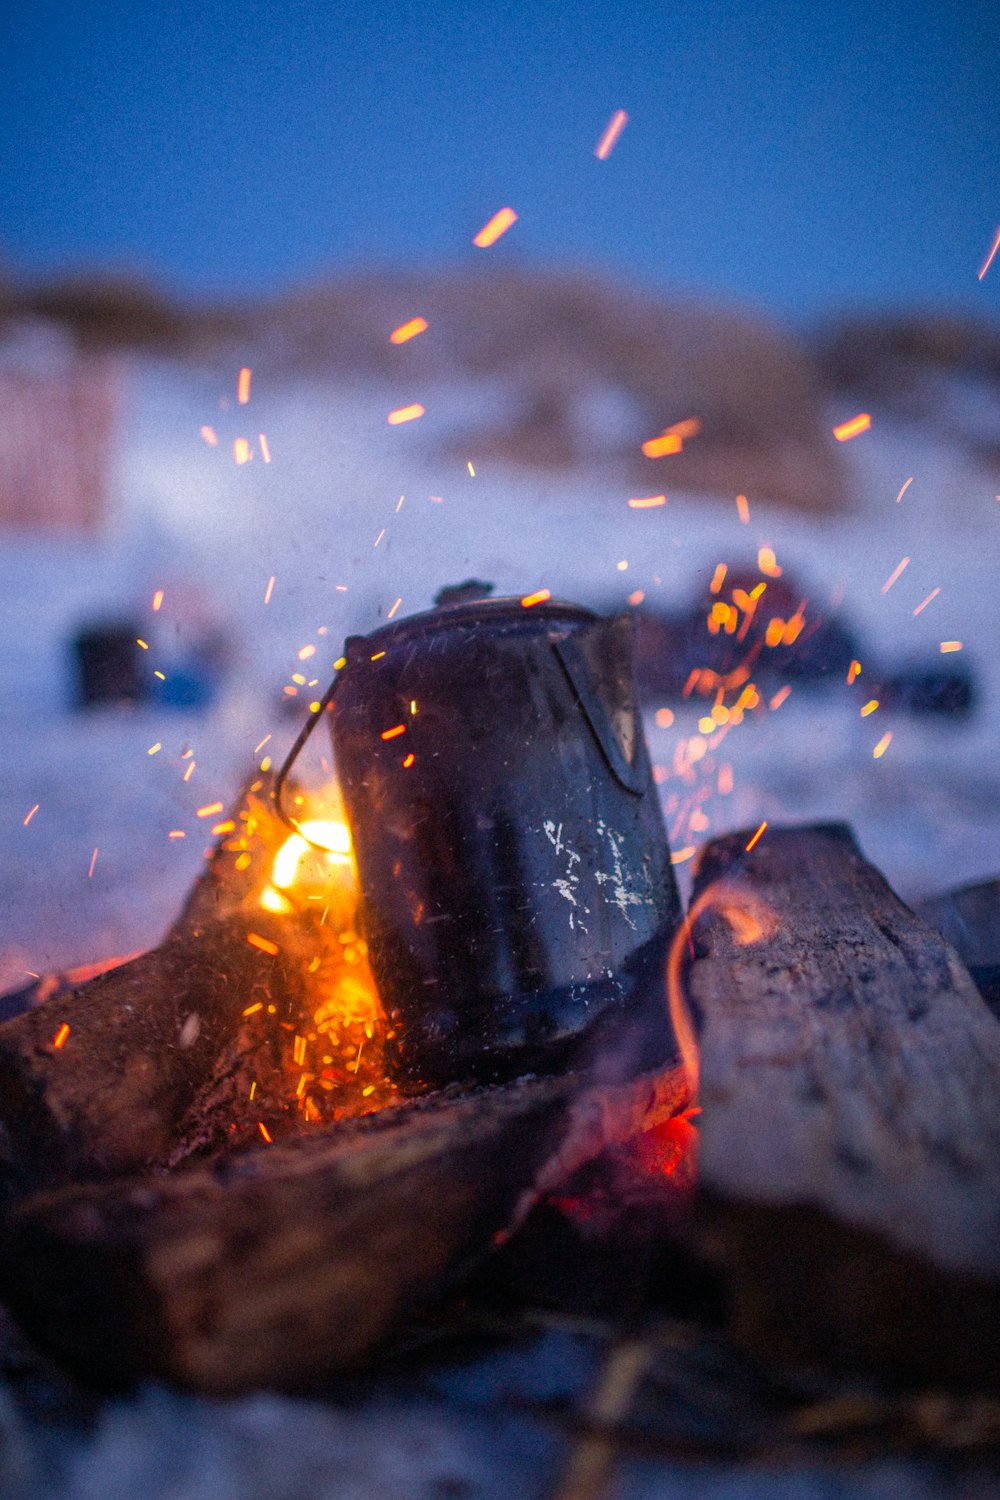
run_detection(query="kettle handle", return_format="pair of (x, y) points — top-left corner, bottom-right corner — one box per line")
(272, 666), (344, 842)
(553, 625), (647, 796)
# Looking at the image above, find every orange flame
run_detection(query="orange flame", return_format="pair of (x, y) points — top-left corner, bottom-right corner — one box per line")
(666, 881), (779, 1102)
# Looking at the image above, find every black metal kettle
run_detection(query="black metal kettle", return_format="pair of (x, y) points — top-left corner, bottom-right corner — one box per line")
(281, 597), (681, 1086)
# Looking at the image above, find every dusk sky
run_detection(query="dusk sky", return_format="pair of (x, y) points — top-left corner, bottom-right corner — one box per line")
(2, 0), (997, 324)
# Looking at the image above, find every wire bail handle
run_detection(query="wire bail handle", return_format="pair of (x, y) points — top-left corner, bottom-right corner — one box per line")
(272, 661), (345, 847)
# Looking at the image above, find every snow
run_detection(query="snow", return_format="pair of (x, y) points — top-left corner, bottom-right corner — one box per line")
(2, 351), (999, 982)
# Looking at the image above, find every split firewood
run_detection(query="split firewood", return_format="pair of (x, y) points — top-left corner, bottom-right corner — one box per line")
(0, 1063), (688, 1393)
(0, 911), (313, 1198)
(683, 822), (1000, 1387)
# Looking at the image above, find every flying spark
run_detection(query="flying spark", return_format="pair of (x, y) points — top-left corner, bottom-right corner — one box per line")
(880, 556), (910, 593)
(258, 1121), (273, 1143)
(873, 731), (893, 759)
(594, 109), (629, 159)
(238, 367), (252, 404)
(978, 226), (1000, 281)
(521, 589), (551, 608)
(380, 724), (406, 740)
(196, 802), (224, 818)
(473, 207), (518, 247)
(940, 640), (963, 653)
(147, 742), (161, 755)
(152, 589), (164, 611)
(387, 597), (402, 619)
(264, 575), (275, 605)
(641, 433), (682, 458)
(52, 1023), (71, 1050)
(628, 494), (666, 508)
(23, 804), (39, 826)
(87, 847), (99, 878)
(895, 477), (914, 505)
(735, 494), (750, 524)
(387, 404), (425, 425)
(259, 433), (271, 463)
(389, 316), (428, 344)
(200, 425), (218, 446)
(847, 659), (861, 683)
(912, 587), (940, 617)
(860, 699), (879, 717)
(745, 821), (768, 852)
(833, 413), (872, 442)
(234, 438), (251, 465)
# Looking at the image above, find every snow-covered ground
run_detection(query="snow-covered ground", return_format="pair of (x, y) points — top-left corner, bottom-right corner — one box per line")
(2, 352), (998, 981)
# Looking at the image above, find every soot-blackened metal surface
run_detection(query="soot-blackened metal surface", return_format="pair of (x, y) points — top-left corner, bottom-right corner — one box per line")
(330, 598), (681, 1086)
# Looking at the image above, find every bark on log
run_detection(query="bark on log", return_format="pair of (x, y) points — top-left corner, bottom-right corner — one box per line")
(0, 912), (310, 1198)
(0, 1064), (687, 1393)
(684, 822), (1000, 1387)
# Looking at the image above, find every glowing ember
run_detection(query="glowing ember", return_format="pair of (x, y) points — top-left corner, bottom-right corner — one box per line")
(389, 316), (428, 344)
(247, 932), (280, 956)
(594, 108), (628, 159)
(833, 412), (872, 442)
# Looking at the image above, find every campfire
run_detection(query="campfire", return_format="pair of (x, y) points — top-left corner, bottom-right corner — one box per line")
(0, 596), (998, 1411)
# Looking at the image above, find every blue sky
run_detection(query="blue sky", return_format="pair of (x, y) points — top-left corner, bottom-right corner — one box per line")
(1, 0), (997, 322)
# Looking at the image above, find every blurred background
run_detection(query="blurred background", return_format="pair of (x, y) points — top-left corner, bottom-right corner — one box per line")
(2, 0), (999, 978)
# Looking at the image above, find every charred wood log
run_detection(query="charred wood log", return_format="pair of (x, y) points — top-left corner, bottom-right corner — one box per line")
(917, 875), (1000, 1020)
(0, 912), (311, 1199)
(684, 823), (1000, 1387)
(0, 1065), (687, 1393)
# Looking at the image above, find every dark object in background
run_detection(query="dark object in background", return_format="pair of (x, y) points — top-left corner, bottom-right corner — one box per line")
(72, 621), (144, 707)
(632, 565), (976, 717)
(875, 663), (975, 717)
(917, 876), (1000, 1019)
(330, 598), (682, 1089)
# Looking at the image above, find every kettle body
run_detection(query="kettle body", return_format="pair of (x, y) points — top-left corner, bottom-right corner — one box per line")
(330, 597), (681, 1086)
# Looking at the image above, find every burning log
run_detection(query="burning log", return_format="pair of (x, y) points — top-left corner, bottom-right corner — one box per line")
(0, 1064), (687, 1393)
(0, 911), (312, 1198)
(683, 823), (1000, 1387)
